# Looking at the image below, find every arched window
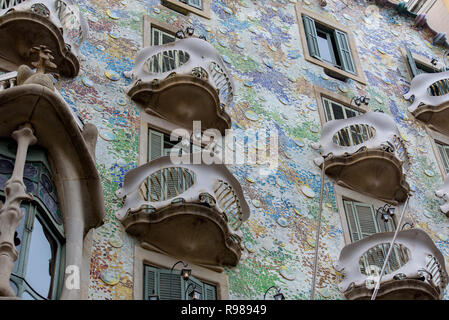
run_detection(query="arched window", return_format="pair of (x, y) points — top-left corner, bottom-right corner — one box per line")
(0, 138), (65, 300)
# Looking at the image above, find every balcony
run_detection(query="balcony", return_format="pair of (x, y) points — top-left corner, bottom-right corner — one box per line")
(404, 70), (449, 136)
(334, 229), (448, 300)
(0, 0), (87, 77)
(435, 175), (449, 216)
(313, 112), (410, 204)
(126, 37), (233, 135)
(115, 154), (250, 267)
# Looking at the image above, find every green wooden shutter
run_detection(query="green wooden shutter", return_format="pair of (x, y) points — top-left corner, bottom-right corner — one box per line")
(405, 46), (419, 78)
(302, 15), (321, 59)
(148, 130), (164, 201)
(343, 200), (361, 242)
(334, 30), (355, 74)
(353, 202), (378, 238)
(144, 266), (158, 299)
(158, 269), (183, 300)
(437, 143), (449, 174)
(203, 283), (217, 300)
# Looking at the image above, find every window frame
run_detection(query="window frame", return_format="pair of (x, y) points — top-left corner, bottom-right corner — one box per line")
(295, 6), (366, 85)
(314, 86), (370, 126)
(334, 185), (407, 245)
(0, 141), (65, 300)
(143, 16), (181, 48)
(401, 47), (444, 81)
(161, 0), (211, 20)
(426, 127), (449, 180)
(143, 264), (217, 300)
(133, 244), (229, 300)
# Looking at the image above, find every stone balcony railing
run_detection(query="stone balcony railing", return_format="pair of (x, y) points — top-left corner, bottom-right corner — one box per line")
(404, 70), (449, 136)
(115, 153), (250, 267)
(334, 229), (448, 300)
(126, 37), (234, 134)
(0, 0), (87, 77)
(312, 112), (410, 204)
(0, 71), (18, 90)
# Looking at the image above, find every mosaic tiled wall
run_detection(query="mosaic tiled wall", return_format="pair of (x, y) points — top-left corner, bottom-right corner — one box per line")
(66, 0), (449, 299)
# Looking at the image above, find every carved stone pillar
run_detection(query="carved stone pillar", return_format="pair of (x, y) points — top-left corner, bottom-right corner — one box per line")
(0, 124), (37, 297)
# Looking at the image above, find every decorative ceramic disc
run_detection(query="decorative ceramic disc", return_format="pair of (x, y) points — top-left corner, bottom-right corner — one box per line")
(277, 217), (290, 227)
(101, 269), (120, 286)
(301, 185), (315, 198)
(280, 266), (296, 281)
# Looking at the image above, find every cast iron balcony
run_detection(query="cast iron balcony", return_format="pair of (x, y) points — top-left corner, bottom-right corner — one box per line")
(126, 37), (233, 134)
(334, 229), (448, 300)
(115, 154), (250, 267)
(312, 112), (410, 204)
(0, 0), (87, 77)
(404, 70), (449, 136)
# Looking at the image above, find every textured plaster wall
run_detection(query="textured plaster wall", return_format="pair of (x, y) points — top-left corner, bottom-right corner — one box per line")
(63, 0), (449, 299)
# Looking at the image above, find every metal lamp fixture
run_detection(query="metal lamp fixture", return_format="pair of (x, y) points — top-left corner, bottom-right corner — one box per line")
(376, 204), (395, 223)
(264, 286), (285, 300)
(175, 29), (185, 39)
(186, 26), (195, 37)
(350, 95), (370, 107)
(170, 260), (191, 299)
(185, 283), (201, 300)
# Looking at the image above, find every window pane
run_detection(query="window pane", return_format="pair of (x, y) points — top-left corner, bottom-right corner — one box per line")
(152, 29), (160, 46)
(162, 33), (175, 44)
(26, 216), (57, 299)
(331, 103), (345, 120)
(316, 31), (334, 64)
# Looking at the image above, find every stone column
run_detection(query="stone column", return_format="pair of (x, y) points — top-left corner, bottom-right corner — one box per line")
(0, 124), (37, 297)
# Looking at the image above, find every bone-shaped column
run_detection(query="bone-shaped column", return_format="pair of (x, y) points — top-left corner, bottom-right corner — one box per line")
(0, 124), (37, 297)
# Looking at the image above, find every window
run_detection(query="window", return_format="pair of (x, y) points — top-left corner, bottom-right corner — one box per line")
(151, 27), (176, 46)
(181, 0), (202, 10)
(343, 199), (408, 275)
(0, 139), (64, 300)
(296, 7), (365, 84)
(436, 141), (449, 175)
(321, 96), (374, 147)
(146, 27), (189, 74)
(405, 46), (449, 96)
(145, 129), (201, 201)
(302, 15), (355, 74)
(144, 265), (216, 300)
(322, 97), (362, 122)
(161, 0), (210, 19)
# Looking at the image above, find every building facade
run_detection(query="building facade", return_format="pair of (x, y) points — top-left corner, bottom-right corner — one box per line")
(0, 0), (449, 300)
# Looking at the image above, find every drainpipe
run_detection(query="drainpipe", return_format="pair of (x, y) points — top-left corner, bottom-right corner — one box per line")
(371, 195), (411, 300)
(310, 161), (326, 300)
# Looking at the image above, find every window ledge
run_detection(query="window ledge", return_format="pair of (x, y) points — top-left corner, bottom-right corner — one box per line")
(162, 0), (211, 19)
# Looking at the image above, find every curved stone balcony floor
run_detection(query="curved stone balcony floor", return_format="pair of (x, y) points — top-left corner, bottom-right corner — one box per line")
(0, 0), (86, 77)
(335, 229), (448, 300)
(127, 37), (234, 135)
(115, 154), (250, 267)
(404, 70), (449, 136)
(313, 112), (410, 204)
